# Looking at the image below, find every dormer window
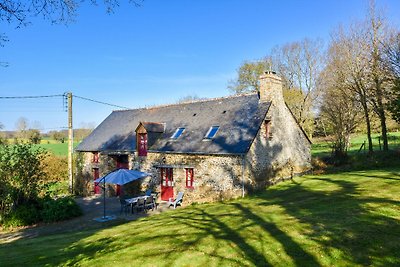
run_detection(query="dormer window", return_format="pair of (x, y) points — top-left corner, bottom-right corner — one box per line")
(171, 127), (185, 139)
(204, 126), (219, 139)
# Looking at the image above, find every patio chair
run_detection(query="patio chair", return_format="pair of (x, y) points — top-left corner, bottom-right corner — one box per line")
(144, 195), (155, 212)
(168, 192), (184, 209)
(119, 197), (130, 215)
(144, 189), (152, 196)
(136, 197), (145, 213)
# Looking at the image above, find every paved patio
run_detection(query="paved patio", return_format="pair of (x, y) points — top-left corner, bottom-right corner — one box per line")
(0, 195), (172, 244)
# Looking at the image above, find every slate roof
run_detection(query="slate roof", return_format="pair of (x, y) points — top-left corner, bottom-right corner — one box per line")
(75, 93), (271, 155)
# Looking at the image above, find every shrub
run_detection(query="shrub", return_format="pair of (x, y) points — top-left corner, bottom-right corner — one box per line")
(1, 202), (42, 228)
(40, 196), (82, 223)
(0, 144), (47, 217)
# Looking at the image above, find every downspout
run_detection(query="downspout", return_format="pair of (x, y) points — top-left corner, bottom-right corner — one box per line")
(241, 155), (246, 198)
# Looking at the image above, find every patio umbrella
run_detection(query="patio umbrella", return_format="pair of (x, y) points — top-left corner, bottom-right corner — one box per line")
(95, 169), (151, 185)
(94, 169), (151, 221)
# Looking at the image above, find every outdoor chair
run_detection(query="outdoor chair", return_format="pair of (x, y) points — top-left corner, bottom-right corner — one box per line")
(144, 189), (152, 196)
(167, 192), (184, 209)
(119, 197), (130, 215)
(136, 197), (145, 213)
(144, 195), (155, 212)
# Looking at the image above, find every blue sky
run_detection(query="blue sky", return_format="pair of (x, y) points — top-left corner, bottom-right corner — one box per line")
(1, 0), (399, 131)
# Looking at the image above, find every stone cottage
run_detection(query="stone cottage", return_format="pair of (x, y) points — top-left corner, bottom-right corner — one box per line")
(75, 72), (311, 203)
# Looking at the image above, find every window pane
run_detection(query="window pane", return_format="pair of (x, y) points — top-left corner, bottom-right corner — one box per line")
(171, 127), (185, 139)
(205, 126), (219, 139)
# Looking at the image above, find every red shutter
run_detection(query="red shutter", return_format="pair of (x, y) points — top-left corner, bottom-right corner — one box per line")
(138, 133), (148, 156)
(185, 168), (194, 188)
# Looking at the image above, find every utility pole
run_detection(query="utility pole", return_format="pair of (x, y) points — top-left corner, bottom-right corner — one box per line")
(67, 92), (74, 194)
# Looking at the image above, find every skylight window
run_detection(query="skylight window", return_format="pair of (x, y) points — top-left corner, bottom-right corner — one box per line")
(171, 127), (185, 139)
(204, 126), (219, 139)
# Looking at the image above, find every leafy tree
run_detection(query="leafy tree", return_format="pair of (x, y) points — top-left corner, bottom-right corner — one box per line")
(49, 130), (66, 143)
(0, 144), (47, 217)
(228, 60), (271, 94)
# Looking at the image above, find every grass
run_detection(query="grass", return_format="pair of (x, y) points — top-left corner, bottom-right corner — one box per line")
(5, 138), (80, 156)
(1, 168), (399, 266)
(36, 142), (79, 156)
(312, 132), (400, 158)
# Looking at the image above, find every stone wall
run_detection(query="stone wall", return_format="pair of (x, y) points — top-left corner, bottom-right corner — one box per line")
(76, 151), (245, 204)
(245, 95), (312, 189)
(131, 152), (244, 204)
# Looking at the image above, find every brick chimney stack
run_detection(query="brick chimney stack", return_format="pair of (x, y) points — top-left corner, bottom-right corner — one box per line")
(258, 71), (284, 103)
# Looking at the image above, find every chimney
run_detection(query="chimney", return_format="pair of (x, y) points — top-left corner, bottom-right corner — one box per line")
(258, 71), (284, 103)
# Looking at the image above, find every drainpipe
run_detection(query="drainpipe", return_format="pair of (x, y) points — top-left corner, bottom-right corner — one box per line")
(241, 155), (246, 198)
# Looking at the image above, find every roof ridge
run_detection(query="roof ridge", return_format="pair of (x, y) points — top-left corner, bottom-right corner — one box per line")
(113, 92), (258, 112)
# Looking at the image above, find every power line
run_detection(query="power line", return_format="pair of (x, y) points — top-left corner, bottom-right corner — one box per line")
(73, 94), (130, 109)
(0, 93), (129, 110)
(0, 94), (64, 99)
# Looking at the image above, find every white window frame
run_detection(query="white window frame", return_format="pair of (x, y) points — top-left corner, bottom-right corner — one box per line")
(204, 126), (219, 139)
(170, 127), (185, 139)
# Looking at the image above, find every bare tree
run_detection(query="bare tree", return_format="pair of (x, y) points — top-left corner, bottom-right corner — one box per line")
(320, 74), (361, 159)
(15, 116), (29, 139)
(365, 1), (397, 151)
(328, 24), (375, 152)
(385, 32), (400, 123)
(0, 0), (142, 61)
(270, 38), (325, 137)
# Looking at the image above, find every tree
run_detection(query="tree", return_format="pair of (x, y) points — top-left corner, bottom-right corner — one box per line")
(320, 82), (361, 159)
(327, 24), (375, 153)
(0, 0), (142, 64)
(228, 60), (271, 94)
(177, 94), (206, 104)
(365, 1), (394, 151)
(0, 122), (5, 144)
(229, 56), (318, 137)
(27, 129), (41, 144)
(49, 130), (66, 143)
(270, 38), (325, 138)
(320, 49), (362, 158)
(15, 117), (29, 139)
(0, 144), (47, 216)
(385, 32), (400, 123)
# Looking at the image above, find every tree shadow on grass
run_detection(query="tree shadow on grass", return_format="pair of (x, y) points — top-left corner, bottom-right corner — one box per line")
(231, 202), (320, 266)
(257, 176), (400, 266)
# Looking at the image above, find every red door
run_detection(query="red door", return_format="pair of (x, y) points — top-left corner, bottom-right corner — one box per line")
(116, 159), (129, 196)
(138, 133), (147, 156)
(93, 168), (101, 194)
(161, 168), (174, 201)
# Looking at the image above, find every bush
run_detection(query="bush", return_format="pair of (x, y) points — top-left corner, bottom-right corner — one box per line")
(1, 202), (42, 228)
(1, 197), (82, 228)
(0, 144), (46, 216)
(40, 196), (82, 223)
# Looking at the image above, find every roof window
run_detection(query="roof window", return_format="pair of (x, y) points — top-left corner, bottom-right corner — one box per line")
(171, 127), (185, 139)
(204, 126), (219, 139)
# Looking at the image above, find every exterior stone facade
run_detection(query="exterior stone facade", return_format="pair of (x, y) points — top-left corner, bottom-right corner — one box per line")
(75, 72), (311, 204)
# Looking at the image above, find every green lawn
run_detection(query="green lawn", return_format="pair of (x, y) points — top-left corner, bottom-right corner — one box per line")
(37, 142), (79, 156)
(312, 132), (400, 157)
(1, 168), (399, 266)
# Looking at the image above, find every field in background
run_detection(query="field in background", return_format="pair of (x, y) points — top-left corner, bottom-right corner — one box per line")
(312, 132), (400, 158)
